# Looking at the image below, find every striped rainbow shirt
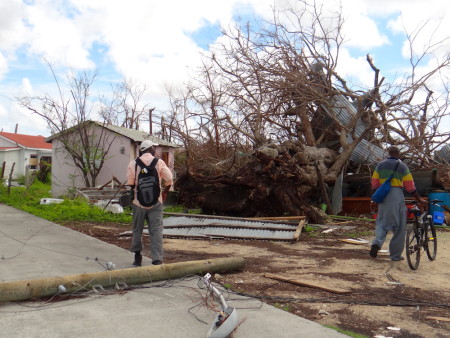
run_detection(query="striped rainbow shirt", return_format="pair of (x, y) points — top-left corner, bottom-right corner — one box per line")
(371, 158), (417, 194)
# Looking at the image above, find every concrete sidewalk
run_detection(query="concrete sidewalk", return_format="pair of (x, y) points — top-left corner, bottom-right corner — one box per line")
(0, 204), (346, 338)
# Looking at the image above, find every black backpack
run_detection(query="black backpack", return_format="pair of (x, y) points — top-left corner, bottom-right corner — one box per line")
(135, 157), (160, 207)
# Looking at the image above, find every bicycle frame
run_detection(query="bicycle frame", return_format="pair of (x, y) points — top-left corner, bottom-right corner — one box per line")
(405, 200), (440, 270)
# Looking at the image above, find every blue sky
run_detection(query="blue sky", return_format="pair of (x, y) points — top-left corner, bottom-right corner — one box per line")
(0, 0), (449, 136)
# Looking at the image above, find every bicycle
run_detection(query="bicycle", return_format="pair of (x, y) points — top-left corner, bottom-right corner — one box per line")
(405, 199), (441, 270)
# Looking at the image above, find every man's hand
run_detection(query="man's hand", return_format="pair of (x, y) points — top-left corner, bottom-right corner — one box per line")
(417, 198), (427, 207)
(162, 190), (168, 202)
(370, 200), (378, 213)
(129, 185), (135, 202)
(162, 185), (171, 203)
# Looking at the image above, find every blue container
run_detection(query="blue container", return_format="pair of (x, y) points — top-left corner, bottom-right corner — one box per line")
(428, 192), (450, 214)
(433, 211), (445, 225)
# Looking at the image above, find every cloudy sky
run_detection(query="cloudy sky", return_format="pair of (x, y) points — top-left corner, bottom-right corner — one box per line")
(0, 0), (449, 136)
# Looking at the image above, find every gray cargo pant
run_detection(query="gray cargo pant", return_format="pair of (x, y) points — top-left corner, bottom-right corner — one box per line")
(130, 202), (164, 262)
(372, 187), (407, 260)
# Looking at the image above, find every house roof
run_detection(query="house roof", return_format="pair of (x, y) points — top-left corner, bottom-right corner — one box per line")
(45, 121), (179, 148)
(0, 132), (52, 150)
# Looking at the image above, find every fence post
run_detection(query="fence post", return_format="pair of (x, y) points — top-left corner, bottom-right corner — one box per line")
(1, 161), (5, 180)
(7, 163), (15, 195)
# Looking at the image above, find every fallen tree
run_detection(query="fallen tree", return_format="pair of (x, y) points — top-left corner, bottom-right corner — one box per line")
(176, 141), (337, 223)
(166, 1), (449, 219)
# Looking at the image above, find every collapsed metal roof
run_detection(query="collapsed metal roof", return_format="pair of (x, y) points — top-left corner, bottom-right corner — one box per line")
(321, 94), (385, 166)
(162, 216), (304, 241)
(435, 144), (450, 164)
(119, 214), (307, 241)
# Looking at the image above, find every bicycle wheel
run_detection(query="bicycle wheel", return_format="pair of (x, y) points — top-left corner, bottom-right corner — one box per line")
(406, 225), (421, 270)
(425, 219), (437, 261)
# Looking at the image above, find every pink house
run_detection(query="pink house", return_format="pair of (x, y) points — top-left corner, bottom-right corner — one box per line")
(45, 121), (179, 197)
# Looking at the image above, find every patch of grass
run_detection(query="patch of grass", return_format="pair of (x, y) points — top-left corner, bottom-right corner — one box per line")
(324, 325), (368, 338)
(0, 181), (131, 224)
(345, 231), (372, 239)
(164, 205), (201, 214)
(222, 283), (233, 290)
(273, 303), (291, 312)
(304, 224), (321, 237)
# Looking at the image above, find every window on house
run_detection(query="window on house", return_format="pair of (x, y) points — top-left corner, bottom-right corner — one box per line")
(82, 148), (104, 170)
(29, 154), (38, 169)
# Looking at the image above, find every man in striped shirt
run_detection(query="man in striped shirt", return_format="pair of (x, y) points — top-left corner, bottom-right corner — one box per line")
(370, 146), (426, 261)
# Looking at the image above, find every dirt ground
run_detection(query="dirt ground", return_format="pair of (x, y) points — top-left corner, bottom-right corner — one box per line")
(62, 218), (450, 338)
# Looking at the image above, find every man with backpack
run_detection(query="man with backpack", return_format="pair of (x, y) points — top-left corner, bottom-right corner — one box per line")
(127, 140), (173, 266)
(369, 145), (425, 261)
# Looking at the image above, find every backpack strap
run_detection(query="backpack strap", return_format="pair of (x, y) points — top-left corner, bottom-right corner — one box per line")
(393, 160), (400, 172)
(149, 157), (159, 169)
(387, 160), (401, 186)
(135, 157), (159, 174)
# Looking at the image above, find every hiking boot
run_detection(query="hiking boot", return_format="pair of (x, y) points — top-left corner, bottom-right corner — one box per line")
(152, 260), (162, 265)
(369, 244), (380, 258)
(133, 252), (142, 266)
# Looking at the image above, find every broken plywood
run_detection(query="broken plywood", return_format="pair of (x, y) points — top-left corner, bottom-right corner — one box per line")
(264, 273), (353, 294)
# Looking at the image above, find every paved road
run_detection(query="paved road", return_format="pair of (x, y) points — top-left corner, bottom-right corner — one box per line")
(0, 204), (346, 338)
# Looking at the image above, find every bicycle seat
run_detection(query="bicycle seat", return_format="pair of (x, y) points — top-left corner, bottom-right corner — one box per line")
(429, 199), (443, 204)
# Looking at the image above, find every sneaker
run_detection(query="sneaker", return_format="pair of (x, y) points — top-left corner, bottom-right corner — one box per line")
(133, 252), (142, 267)
(369, 244), (380, 258)
(152, 260), (162, 265)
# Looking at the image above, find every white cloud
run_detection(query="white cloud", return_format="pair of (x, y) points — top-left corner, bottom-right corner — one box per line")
(24, 1), (95, 69)
(0, 0), (27, 52)
(335, 48), (374, 89)
(0, 0), (448, 136)
(340, 7), (389, 48)
(20, 77), (32, 95)
(0, 52), (8, 80)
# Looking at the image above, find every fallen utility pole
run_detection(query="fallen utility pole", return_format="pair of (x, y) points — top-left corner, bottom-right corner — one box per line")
(0, 257), (245, 303)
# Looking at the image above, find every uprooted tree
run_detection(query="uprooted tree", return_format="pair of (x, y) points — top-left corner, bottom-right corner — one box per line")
(161, 1), (450, 222)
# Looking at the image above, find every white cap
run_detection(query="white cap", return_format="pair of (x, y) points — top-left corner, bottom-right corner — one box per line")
(140, 140), (159, 151)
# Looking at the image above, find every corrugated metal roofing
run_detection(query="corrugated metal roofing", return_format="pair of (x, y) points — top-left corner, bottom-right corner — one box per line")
(321, 95), (385, 166)
(45, 120), (180, 148)
(321, 95), (367, 137)
(435, 144), (450, 163)
(349, 138), (385, 166)
(162, 216), (302, 241)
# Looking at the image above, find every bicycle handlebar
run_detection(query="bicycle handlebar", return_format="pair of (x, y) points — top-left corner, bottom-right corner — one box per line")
(408, 199), (442, 205)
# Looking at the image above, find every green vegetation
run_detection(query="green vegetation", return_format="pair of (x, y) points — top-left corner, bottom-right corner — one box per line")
(346, 230), (373, 239)
(222, 283), (233, 290)
(0, 181), (131, 224)
(273, 303), (291, 312)
(303, 224), (322, 237)
(324, 325), (368, 338)
(0, 180), (199, 224)
(163, 204), (202, 214)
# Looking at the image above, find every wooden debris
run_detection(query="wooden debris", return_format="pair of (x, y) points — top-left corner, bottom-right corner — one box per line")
(339, 238), (369, 245)
(251, 216), (307, 220)
(293, 219), (306, 241)
(322, 228), (336, 233)
(426, 316), (450, 322)
(264, 273), (352, 294)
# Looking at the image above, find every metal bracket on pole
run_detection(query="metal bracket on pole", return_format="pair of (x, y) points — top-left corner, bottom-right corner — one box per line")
(201, 273), (238, 338)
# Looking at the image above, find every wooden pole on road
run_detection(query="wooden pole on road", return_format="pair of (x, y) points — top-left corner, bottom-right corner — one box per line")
(0, 257), (245, 303)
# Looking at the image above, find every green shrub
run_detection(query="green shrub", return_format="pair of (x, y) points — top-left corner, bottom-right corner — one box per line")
(0, 181), (131, 224)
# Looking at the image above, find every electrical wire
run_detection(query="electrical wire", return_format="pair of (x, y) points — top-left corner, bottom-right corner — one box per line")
(0, 228), (113, 266)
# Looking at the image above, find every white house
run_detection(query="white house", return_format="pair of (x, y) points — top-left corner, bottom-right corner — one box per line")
(0, 132), (52, 179)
